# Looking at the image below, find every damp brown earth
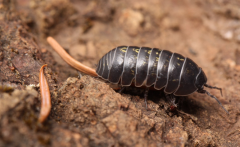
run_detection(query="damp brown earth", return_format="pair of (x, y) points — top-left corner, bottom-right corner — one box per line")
(0, 0), (240, 146)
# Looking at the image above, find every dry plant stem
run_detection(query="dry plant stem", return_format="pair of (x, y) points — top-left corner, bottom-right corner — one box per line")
(39, 64), (51, 123)
(47, 37), (98, 77)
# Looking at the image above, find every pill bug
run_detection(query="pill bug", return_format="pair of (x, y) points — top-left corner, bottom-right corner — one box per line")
(47, 37), (228, 114)
(96, 46), (228, 114)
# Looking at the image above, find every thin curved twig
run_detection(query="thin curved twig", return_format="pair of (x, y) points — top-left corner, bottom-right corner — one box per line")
(39, 64), (51, 123)
(47, 37), (98, 77)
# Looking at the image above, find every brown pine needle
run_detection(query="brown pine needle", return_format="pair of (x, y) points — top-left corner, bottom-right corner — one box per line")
(38, 64), (51, 123)
(47, 37), (98, 77)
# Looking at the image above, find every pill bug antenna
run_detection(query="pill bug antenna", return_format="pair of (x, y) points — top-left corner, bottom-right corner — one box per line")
(198, 88), (229, 114)
(204, 84), (223, 96)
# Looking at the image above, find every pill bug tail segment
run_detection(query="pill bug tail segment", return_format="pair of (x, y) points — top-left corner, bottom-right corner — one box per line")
(198, 88), (229, 114)
(47, 37), (98, 77)
(39, 64), (51, 123)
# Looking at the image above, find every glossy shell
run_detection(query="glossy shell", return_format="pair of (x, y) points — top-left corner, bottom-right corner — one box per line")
(96, 46), (204, 96)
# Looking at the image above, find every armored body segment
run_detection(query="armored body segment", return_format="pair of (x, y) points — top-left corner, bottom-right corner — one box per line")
(109, 48), (116, 70)
(96, 57), (104, 77)
(121, 46), (140, 86)
(174, 58), (199, 95)
(164, 53), (185, 94)
(107, 50), (112, 70)
(146, 48), (162, 87)
(102, 53), (110, 79)
(154, 50), (173, 90)
(195, 68), (207, 89)
(101, 55), (107, 77)
(108, 46), (128, 84)
(135, 47), (152, 87)
(96, 56), (101, 74)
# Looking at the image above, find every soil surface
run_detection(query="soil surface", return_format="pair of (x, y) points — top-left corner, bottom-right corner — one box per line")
(1, 0), (240, 146)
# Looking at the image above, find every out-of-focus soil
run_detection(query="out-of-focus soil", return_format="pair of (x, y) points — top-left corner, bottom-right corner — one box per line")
(1, 0), (240, 146)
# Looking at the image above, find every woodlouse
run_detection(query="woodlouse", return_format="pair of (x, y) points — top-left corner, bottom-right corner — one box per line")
(47, 37), (229, 114)
(96, 46), (228, 113)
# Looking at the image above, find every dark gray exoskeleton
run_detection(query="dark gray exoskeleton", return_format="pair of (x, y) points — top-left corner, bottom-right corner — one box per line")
(96, 46), (228, 114)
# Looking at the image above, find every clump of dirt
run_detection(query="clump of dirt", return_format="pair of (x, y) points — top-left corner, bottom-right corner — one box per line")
(0, 20), (41, 87)
(1, 0), (240, 146)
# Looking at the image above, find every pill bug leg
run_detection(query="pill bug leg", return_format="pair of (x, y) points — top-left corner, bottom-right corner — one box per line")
(118, 86), (126, 94)
(165, 93), (178, 111)
(144, 88), (149, 109)
(77, 71), (82, 79)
